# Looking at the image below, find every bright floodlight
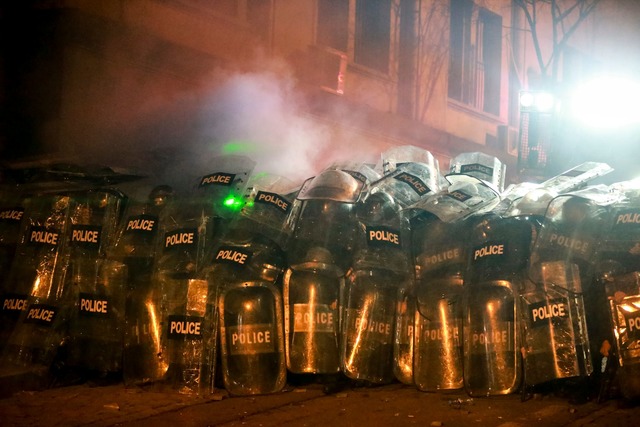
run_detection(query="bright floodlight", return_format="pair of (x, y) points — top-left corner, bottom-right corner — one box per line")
(519, 91), (535, 109)
(570, 76), (640, 128)
(519, 90), (556, 113)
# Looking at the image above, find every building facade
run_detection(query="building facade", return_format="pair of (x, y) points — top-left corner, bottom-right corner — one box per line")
(1, 0), (639, 183)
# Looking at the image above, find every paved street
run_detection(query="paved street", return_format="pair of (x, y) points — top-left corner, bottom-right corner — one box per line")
(1, 379), (639, 427)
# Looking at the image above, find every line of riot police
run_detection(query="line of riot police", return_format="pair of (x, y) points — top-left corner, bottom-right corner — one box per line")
(1, 150), (639, 405)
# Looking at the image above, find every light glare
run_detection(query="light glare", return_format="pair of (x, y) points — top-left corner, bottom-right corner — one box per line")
(519, 91), (556, 113)
(570, 76), (640, 128)
(520, 92), (534, 108)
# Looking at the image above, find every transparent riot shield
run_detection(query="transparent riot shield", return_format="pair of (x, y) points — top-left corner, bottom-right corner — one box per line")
(369, 145), (440, 208)
(158, 278), (216, 395)
(1, 193), (74, 372)
(284, 249), (343, 374)
(523, 189), (616, 392)
(341, 191), (412, 384)
(210, 237), (286, 395)
(152, 196), (216, 395)
(408, 175), (500, 224)
(212, 174), (293, 395)
(463, 214), (536, 396)
(219, 280), (285, 395)
(0, 189), (28, 299)
(284, 168), (364, 376)
(66, 259), (128, 377)
(598, 271), (640, 401)
(408, 156), (502, 392)
(413, 217), (467, 392)
(63, 189), (126, 379)
(496, 162), (614, 218)
(0, 192), (32, 349)
(596, 194), (640, 400)
(521, 261), (591, 386)
(448, 151), (506, 193)
(415, 276), (463, 391)
(341, 266), (400, 384)
(116, 184), (173, 387)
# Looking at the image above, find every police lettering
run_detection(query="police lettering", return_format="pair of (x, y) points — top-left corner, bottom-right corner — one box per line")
(256, 191), (289, 212)
(447, 190), (471, 202)
(532, 302), (566, 322)
(126, 218), (155, 231)
(425, 248), (460, 266)
(170, 320), (201, 336)
(549, 233), (588, 253)
(368, 229), (399, 245)
(293, 305), (335, 333)
(425, 327), (459, 341)
(27, 307), (55, 322)
(72, 229), (99, 243)
(627, 316), (640, 333)
(355, 318), (392, 335)
(617, 212), (640, 225)
(165, 232), (194, 247)
(461, 163), (493, 176)
(30, 230), (58, 245)
(216, 249), (248, 264)
(472, 330), (507, 345)
(200, 173), (233, 186)
(0, 209), (23, 221)
(395, 172), (429, 195)
(80, 298), (108, 314)
(294, 311), (334, 326)
(2, 298), (27, 311)
(232, 330), (271, 345)
(474, 244), (504, 260)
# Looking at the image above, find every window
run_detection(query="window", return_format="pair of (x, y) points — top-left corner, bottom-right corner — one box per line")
(316, 0), (392, 74)
(355, 0), (391, 73)
(448, 0), (502, 115)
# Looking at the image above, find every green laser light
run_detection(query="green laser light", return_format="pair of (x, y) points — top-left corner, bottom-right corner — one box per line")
(222, 195), (244, 210)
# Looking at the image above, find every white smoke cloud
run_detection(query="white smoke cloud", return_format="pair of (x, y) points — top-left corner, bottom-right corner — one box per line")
(195, 64), (329, 183)
(53, 39), (384, 192)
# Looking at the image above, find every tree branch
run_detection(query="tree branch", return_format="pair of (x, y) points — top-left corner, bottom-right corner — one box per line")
(515, 0), (602, 81)
(514, 0), (548, 75)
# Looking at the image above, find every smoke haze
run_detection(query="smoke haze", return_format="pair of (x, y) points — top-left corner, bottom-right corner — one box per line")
(58, 46), (382, 192)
